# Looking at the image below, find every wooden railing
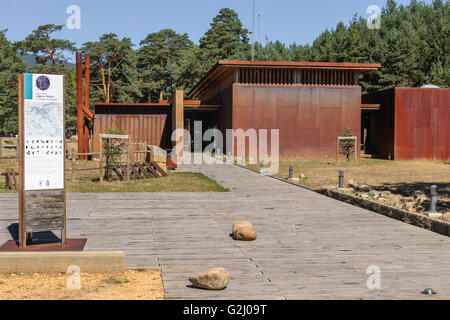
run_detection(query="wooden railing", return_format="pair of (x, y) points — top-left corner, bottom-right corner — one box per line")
(237, 68), (359, 86)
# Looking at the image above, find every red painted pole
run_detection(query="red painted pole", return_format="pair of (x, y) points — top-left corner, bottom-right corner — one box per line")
(76, 52), (85, 159)
(83, 54), (90, 156)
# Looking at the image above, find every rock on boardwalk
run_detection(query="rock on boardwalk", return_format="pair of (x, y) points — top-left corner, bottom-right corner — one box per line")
(232, 221), (252, 234)
(234, 226), (257, 241)
(189, 267), (231, 290)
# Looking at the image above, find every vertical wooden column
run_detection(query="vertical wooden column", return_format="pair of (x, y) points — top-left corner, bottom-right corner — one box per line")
(98, 134), (103, 183)
(172, 89), (184, 159)
(18, 74), (25, 248)
(76, 52), (85, 160)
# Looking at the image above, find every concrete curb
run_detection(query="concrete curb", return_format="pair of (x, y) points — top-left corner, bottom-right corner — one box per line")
(0, 251), (125, 274)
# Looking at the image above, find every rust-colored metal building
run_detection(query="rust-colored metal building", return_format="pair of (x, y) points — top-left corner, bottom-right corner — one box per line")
(187, 60), (380, 158)
(92, 60), (382, 158)
(362, 87), (450, 161)
(92, 102), (172, 154)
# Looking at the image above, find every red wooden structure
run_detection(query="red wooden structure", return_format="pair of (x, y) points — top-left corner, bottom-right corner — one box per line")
(76, 52), (93, 159)
(362, 87), (450, 161)
(92, 102), (172, 154)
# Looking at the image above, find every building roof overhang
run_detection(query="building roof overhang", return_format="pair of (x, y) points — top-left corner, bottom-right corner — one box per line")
(189, 60), (381, 98)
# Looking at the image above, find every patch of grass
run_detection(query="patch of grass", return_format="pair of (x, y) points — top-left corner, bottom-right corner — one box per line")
(0, 154), (227, 193)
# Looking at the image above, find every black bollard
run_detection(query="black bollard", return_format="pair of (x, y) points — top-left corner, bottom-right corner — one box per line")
(338, 170), (344, 189)
(430, 185), (438, 213)
(260, 159), (265, 170)
(289, 165), (294, 180)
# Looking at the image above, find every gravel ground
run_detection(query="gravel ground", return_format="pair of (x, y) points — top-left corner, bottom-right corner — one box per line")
(0, 269), (164, 300)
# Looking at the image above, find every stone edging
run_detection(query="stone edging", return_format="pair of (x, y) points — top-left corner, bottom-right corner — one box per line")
(234, 164), (450, 237)
(317, 188), (450, 237)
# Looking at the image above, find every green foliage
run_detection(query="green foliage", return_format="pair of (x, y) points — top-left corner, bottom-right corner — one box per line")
(339, 128), (355, 163)
(103, 127), (126, 180)
(14, 24), (76, 66)
(82, 33), (142, 104)
(198, 8), (250, 73)
(137, 29), (195, 102)
(0, 30), (26, 136)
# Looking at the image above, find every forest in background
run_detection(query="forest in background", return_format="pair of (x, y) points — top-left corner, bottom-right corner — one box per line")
(0, 0), (448, 136)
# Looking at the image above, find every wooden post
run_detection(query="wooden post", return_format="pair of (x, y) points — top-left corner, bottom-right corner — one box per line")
(0, 137), (2, 158)
(336, 137), (339, 164)
(126, 142), (130, 182)
(99, 134), (103, 183)
(18, 74), (25, 248)
(71, 148), (76, 182)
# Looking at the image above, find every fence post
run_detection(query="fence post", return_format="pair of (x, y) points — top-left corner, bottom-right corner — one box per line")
(0, 137), (2, 158)
(426, 185), (441, 218)
(99, 134), (103, 184)
(126, 142), (131, 182)
(71, 148), (76, 182)
(338, 169), (344, 189)
(15, 136), (18, 157)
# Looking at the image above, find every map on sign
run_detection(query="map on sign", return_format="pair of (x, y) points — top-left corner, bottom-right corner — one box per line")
(24, 101), (63, 137)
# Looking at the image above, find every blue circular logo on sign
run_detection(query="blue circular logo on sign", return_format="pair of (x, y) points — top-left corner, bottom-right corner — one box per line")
(36, 76), (50, 91)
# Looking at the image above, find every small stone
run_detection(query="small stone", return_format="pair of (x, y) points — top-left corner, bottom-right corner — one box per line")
(347, 179), (355, 188)
(300, 173), (306, 179)
(412, 191), (427, 204)
(403, 202), (416, 212)
(234, 226), (257, 241)
(189, 267), (230, 290)
(442, 213), (450, 222)
(369, 190), (380, 198)
(290, 178), (300, 182)
(380, 191), (392, 198)
(232, 222), (252, 235)
(359, 185), (371, 192)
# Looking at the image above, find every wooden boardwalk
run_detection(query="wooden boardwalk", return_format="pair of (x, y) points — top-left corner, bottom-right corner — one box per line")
(1, 161), (450, 299)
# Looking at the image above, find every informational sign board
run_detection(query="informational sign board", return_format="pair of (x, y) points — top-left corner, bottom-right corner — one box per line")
(18, 73), (66, 248)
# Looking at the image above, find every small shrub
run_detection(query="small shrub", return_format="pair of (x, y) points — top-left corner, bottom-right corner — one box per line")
(339, 128), (355, 163)
(103, 127), (126, 180)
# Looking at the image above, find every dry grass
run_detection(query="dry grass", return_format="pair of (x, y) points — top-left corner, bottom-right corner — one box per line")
(0, 269), (164, 300)
(250, 158), (450, 210)
(0, 149), (227, 193)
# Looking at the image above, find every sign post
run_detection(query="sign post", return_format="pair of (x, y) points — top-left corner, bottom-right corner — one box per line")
(18, 73), (66, 248)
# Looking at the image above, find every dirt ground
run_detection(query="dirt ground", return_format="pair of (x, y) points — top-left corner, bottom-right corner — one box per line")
(0, 269), (164, 300)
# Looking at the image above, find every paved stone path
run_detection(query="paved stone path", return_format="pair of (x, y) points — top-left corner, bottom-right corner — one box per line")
(1, 161), (450, 299)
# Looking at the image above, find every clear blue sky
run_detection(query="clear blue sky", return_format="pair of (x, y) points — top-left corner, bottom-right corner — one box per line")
(0, 0), (432, 62)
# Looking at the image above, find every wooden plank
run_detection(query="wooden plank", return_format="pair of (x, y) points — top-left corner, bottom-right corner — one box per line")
(24, 189), (64, 234)
(144, 162), (160, 178)
(130, 165), (144, 179)
(151, 162), (167, 177)
(136, 163), (151, 179)
(112, 166), (125, 180)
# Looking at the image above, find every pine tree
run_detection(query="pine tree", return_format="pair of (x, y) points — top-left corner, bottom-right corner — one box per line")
(82, 34), (141, 104)
(199, 8), (250, 72)
(137, 29), (194, 102)
(0, 30), (26, 135)
(15, 24), (76, 66)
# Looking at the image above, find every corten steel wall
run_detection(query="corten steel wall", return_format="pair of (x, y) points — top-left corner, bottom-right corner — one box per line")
(362, 88), (395, 159)
(92, 104), (172, 154)
(232, 84), (362, 158)
(395, 88), (450, 161)
(362, 88), (450, 161)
